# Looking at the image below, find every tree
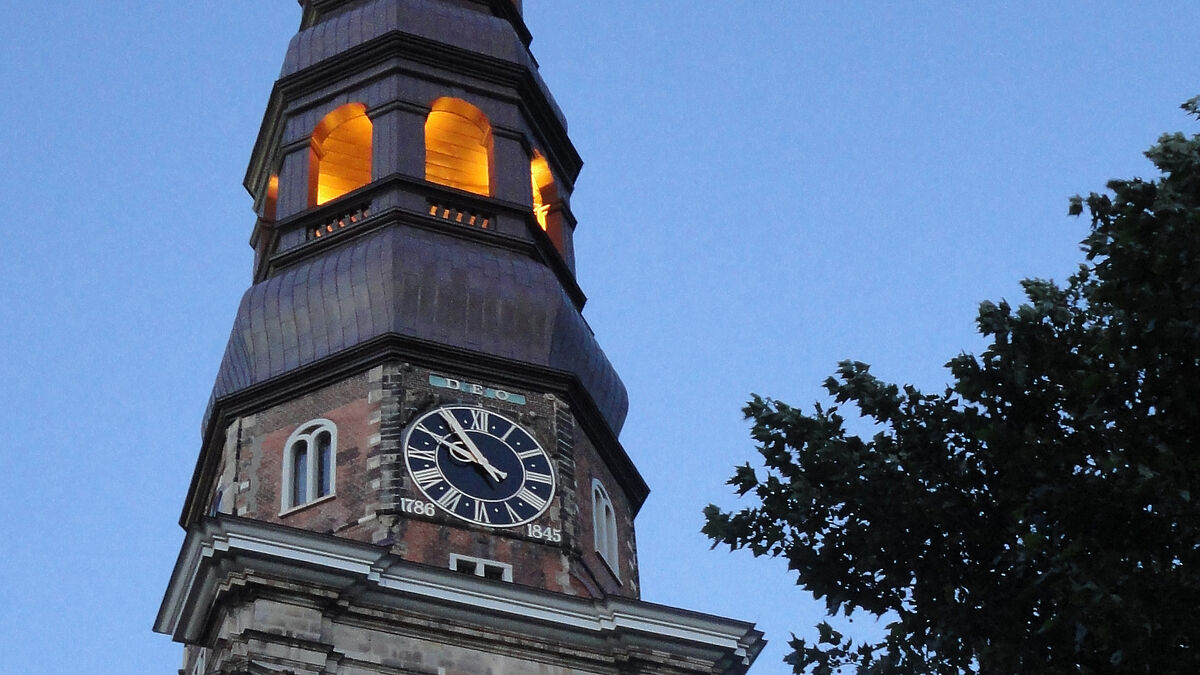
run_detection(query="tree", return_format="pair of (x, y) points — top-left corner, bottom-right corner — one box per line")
(703, 98), (1200, 674)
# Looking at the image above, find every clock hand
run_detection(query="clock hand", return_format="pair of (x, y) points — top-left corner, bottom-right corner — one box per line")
(447, 440), (507, 483)
(437, 410), (508, 482)
(440, 438), (503, 477)
(437, 410), (488, 460)
(441, 438), (479, 465)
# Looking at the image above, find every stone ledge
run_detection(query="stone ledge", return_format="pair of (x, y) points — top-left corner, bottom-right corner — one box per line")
(157, 515), (764, 674)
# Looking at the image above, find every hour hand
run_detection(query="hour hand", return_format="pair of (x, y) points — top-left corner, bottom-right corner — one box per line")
(438, 411), (508, 483)
(443, 438), (508, 483)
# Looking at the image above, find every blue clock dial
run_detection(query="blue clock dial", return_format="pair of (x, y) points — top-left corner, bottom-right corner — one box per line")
(403, 405), (555, 528)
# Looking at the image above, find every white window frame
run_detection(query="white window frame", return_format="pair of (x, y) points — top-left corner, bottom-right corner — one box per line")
(449, 553), (513, 582)
(281, 418), (337, 514)
(592, 478), (620, 580)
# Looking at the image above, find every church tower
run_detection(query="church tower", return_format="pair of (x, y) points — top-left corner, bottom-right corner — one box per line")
(155, 2), (764, 672)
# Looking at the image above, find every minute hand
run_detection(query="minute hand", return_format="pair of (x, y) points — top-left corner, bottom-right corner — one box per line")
(439, 410), (508, 482)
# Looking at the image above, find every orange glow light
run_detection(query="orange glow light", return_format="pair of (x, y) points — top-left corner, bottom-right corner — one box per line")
(265, 174), (279, 220)
(310, 103), (372, 207)
(425, 98), (493, 196)
(530, 151), (555, 232)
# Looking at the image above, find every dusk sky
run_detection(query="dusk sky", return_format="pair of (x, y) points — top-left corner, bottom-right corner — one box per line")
(2, 2), (1198, 672)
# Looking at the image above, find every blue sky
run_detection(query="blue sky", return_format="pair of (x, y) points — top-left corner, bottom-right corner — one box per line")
(1, 2), (1197, 672)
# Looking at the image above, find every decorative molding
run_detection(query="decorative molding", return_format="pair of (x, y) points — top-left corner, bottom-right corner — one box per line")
(257, 174), (584, 311)
(156, 517), (764, 673)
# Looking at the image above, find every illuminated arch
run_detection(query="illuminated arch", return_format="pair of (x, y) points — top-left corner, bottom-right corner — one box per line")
(425, 97), (493, 196)
(264, 174), (279, 221)
(308, 103), (373, 207)
(530, 150), (564, 253)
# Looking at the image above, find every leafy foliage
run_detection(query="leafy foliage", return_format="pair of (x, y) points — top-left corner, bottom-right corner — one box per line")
(704, 98), (1200, 674)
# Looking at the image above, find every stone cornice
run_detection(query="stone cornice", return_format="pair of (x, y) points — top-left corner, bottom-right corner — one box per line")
(156, 517), (764, 673)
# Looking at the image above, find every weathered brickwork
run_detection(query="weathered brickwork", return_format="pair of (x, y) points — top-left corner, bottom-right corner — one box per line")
(207, 370), (384, 544)
(202, 360), (640, 600)
(569, 408), (642, 599)
(370, 362), (407, 542)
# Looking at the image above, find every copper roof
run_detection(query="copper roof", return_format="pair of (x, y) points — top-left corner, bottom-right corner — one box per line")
(210, 224), (629, 434)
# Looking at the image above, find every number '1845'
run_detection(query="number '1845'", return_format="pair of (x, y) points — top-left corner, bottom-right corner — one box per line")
(527, 524), (562, 543)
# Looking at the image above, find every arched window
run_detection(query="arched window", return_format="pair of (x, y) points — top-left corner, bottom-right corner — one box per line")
(425, 97), (493, 196)
(264, 174), (279, 221)
(592, 479), (619, 578)
(208, 485), (225, 517)
(308, 103), (373, 207)
(530, 150), (565, 253)
(282, 419), (337, 512)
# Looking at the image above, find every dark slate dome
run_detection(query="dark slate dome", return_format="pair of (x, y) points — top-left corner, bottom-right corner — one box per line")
(208, 226), (628, 434)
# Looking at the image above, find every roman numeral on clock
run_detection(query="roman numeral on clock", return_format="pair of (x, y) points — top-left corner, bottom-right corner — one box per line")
(515, 487), (547, 511)
(525, 470), (553, 486)
(407, 447), (437, 463)
(504, 502), (523, 523)
(474, 500), (491, 525)
(498, 424), (515, 442)
(469, 409), (489, 431)
(437, 487), (463, 511)
(411, 467), (443, 489)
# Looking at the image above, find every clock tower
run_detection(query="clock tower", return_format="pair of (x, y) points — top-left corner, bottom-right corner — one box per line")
(155, 1), (764, 673)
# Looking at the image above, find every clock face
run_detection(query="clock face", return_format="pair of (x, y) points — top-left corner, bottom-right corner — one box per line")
(403, 405), (556, 528)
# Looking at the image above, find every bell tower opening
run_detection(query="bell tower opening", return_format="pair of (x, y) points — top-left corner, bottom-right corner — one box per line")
(264, 175), (279, 221)
(308, 102), (372, 206)
(530, 151), (556, 226)
(425, 97), (494, 196)
(530, 150), (565, 253)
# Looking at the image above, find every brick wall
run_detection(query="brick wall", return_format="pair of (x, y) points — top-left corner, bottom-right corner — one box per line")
(202, 360), (640, 600)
